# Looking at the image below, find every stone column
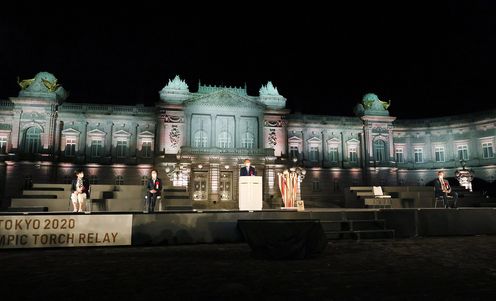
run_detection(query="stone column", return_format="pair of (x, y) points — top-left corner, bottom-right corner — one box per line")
(388, 124), (395, 161)
(81, 121), (88, 159)
(425, 132), (432, 163)
(11, 109), (22, 151)
(54, 120), (62, 155)
(212, 114), (217, 148)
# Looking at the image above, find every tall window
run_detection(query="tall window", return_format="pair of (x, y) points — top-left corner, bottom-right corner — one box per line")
(349, 146), (358, 163)
(25, 127), (41, 153)
(312, 181), (320, 192)
(116, 139), (128, 158)
(142, 141), (152, 158)
(91, 139), (103, 158)
(289, 146), (299, 158)
(241, 132), (254, 149)
(457, 145), (469, 161)
(395, 148), (404, 163)
(482, 142), (494, 159)
(309, 146), (319, 162)
(89, 175), (98, 185)
(0, 137), (7, 154)
(435, 146), (445, 162)
(115, 175), (124, 185)
(373, 140), (386, 162)
(194, 130), (208, 148)
(218, 131), (232, 148)
(65, 138), (76, 157)
(328, 146), (339, 162)
(414, 148), (423, 163)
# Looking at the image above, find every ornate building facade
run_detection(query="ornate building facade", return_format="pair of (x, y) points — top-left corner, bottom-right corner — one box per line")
(1, 72), (495, 208)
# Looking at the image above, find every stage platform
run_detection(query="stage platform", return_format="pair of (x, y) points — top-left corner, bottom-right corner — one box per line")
(2, 207), (496, 248)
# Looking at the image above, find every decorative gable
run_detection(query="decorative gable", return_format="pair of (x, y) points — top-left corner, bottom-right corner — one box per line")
(61, 128), (81, 136)
(88, 129), (107, 137)
(307, 136), (322, 144)
(288, 136), (302, 143)
(138, 131), (155, 138)
(113, 130), (131, 138)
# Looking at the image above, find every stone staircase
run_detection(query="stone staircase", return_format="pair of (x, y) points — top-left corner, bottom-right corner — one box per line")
(161, 187), (193, 210)
(318, 210), (395, 241)
(10, 184), (72, 211)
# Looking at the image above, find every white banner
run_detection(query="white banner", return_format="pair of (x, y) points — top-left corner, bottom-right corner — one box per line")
(0, 215), (133, 249)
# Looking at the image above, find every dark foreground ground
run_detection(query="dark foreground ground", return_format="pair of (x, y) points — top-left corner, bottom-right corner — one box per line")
(1, 236), (496, 300)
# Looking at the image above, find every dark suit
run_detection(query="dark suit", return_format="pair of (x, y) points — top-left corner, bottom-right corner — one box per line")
(240, 166), (256, 176)
(71, 178), (90, 198)
(145, 177), (162, 212)
(434, 178), (458, 208)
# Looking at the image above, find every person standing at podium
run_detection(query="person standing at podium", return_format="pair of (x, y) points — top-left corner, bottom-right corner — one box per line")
(240, 159), (256, 176)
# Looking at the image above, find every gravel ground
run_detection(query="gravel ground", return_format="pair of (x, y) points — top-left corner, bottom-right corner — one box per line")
(2, 235), (496, 300)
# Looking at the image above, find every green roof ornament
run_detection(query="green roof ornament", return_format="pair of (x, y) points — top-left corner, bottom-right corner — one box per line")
(159, 75), (190, 104)
(259, 81), (286, 109)
(259, 81), (280, 96)
(18, 72), (68, 101)
(354, 93), (391, 116)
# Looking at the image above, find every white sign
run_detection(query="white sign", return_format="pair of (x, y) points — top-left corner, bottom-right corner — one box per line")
(0, 215), (132, 249)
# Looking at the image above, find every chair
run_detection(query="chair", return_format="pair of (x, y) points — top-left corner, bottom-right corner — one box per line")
(434, 196), (444, 208)
(143, 195), (162, 212)
(434, 195), (454, 208)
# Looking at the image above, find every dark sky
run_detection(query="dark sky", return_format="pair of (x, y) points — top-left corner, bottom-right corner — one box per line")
(1, 2), (496, 118)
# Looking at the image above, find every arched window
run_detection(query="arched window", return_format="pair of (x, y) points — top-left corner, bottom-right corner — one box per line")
(194, 130), (208, 148)
(241, 132), (254, 149)
(24, 127), (41, 153)
(373, 139), (386, 162)
(218, 131), (232, 148)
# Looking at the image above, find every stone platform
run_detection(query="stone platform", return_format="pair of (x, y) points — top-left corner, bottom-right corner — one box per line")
(2, 208), (496, 247)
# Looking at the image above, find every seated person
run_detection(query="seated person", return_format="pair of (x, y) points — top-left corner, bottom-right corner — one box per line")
(145, 169), (162, 213)
(434, 171), (458, 208)
(71, 169), (90, 212)
(240, 159), (256, 176)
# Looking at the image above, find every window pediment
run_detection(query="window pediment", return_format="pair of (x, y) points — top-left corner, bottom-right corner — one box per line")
(61, 128), (81, 136)
(114, 130), (131, 138)
(307, 136), (322, 143)
(288, 136), (302, 143)
(88, 129), (107, 137)
(139, 131), (155, 138)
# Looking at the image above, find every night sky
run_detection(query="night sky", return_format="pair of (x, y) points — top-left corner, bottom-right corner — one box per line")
(1, 2), (496, 118)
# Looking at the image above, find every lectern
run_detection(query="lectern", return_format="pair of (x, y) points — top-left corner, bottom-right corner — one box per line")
(238, 176), (263, 210)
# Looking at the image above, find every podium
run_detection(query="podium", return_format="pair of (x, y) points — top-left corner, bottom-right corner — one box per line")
(238, 176), (263, 210)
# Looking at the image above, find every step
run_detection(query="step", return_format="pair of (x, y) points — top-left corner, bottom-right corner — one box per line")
(20, 194), (58, 199)
(166, 195), (190, 200)
(11, 199), (74, 211)
(320, 219), (386, 231)
(6, 206), (49, 212)
(164, 191), (189, 197)
(165, 199), (193, 206)
(32, 184), (71, 190)
(23, 190), (68, 198)
(23, 187), (65, 191)
(164, 205), (194, 211)
(349, 220), (386, 231)
(164, 188), (188, 192)
(343, 211), (378, 220)
(355, 229), (395, 240)
(325, 229), (395, 240)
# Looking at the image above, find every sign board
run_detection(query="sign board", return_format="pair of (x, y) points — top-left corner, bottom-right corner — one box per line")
(0, 215), (132, 249)
(296, 200), (305, 212)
